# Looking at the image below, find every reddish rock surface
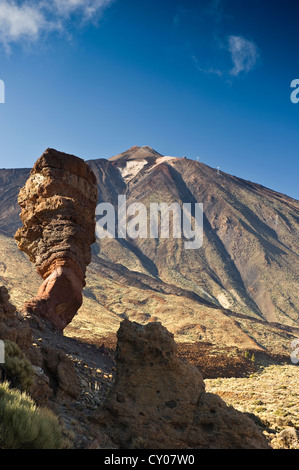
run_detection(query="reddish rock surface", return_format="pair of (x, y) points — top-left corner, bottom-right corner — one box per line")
(15, 148), (98, 330)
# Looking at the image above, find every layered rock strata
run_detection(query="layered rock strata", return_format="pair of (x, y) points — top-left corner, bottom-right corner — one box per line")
(96, 319), (270, 449)
(15, 148), (98, 330)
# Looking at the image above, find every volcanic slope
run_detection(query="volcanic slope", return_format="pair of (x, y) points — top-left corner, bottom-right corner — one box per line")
(0, 146), (298, 356)
(87, 146), (299, 325)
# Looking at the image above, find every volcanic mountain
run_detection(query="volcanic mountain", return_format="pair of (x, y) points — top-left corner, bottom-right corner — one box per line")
(0, 146), (298, 357)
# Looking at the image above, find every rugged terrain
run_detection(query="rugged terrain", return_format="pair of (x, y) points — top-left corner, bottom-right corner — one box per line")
(0, 146), (298, 449)
(0, 146), (298, 356)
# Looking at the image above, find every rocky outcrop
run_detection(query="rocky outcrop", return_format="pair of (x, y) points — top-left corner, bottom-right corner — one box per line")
(0, 285), (81, 404)
(0, 285), (50, 404)
(96, 320), (270, 449)
(15, 148), (98, 331)
(0, 286), (32, 351)
(41, 347), (81, 401)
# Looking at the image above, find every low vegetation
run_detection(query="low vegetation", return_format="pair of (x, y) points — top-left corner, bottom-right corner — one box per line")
(1, 340), (34, 391)
(0, 381), (63, 449)
(205, 364), (299, 448)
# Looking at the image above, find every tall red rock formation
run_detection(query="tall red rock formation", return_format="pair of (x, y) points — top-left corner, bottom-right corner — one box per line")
(15, 148), (98, 330)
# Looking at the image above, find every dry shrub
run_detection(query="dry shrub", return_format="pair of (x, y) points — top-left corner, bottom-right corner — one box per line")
(0, 381), (63, 449)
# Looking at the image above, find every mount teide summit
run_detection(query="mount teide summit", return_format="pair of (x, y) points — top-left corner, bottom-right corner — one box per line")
(0, 146), (298, 354)
(88, 146), (299, 323)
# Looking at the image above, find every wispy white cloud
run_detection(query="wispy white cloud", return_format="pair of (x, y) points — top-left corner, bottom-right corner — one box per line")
(192, 34), (260, 80)
(0, 0), (114, 51)
(49, 0), (113, 20)
(173, 7), (186, 26)
(0, 1), (48, 47)
(205, 0), (224, 23)
(191, 55), (223, 77)
(228, 35), (259, 76)
(183, 1), (260, 80)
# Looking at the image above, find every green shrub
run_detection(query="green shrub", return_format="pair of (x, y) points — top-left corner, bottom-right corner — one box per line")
(0, 381), (63, 449)
(244, 351), (256, 362)
(2, 340), (34, 391)
(244, 351), (250, 360)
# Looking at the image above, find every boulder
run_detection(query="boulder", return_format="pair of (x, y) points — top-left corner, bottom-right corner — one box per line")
(15, 148), (98, 331)
(96, 319), (270, 449)
(41, 347), (80, 400)
(275, 427), (299, 449)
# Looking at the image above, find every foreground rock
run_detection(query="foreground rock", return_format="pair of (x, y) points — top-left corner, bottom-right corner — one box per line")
(15, 148), (98, 330)
(0, 285), (81, 405)
(96, 320), (270, 449)
(0, 285), (32, 351)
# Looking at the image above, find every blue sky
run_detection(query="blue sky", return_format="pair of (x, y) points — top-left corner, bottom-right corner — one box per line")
(0, 0), (298, 199)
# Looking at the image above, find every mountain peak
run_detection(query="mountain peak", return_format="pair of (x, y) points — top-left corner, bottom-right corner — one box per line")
(109, 145), (163, 162)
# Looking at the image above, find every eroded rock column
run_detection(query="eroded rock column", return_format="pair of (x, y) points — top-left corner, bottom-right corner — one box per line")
(15, 148), (98, 330)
